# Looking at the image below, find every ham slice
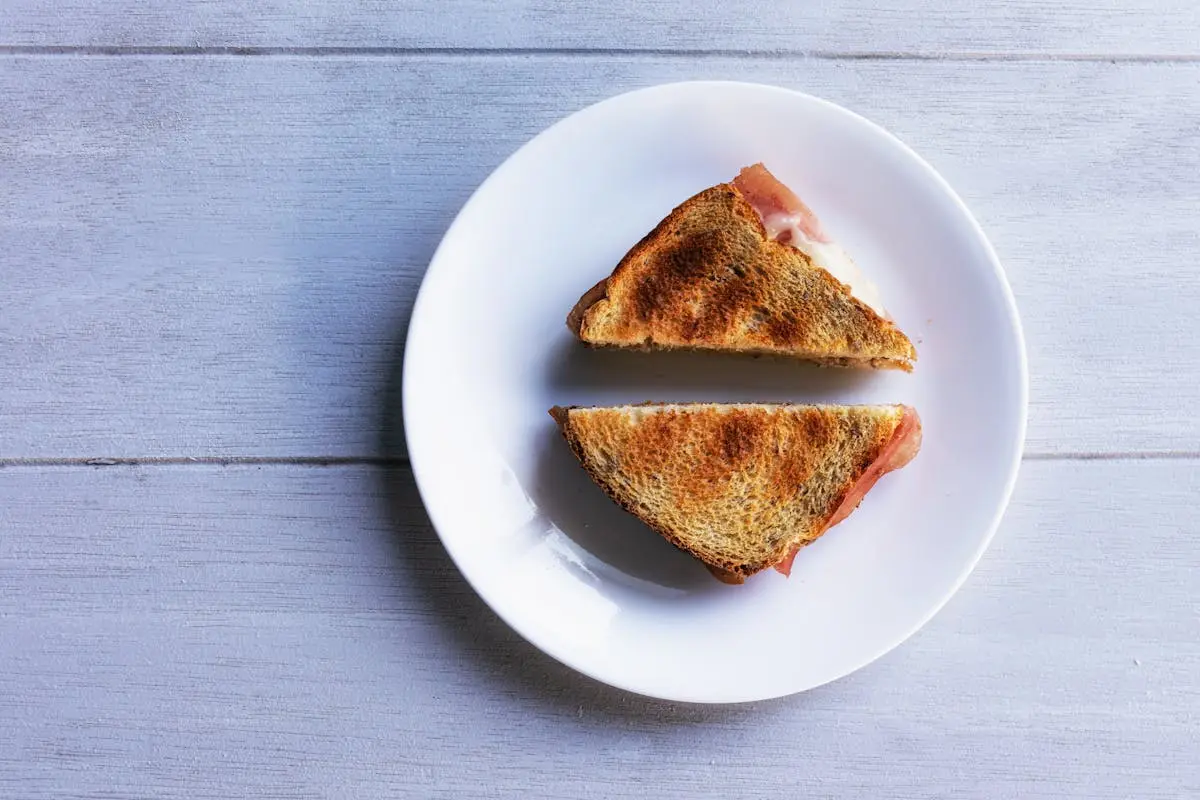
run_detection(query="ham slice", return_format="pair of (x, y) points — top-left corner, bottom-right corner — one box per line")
(732, 163), (889, 318)
(775, 406), (922, 576)
(732, 163), (830, 244)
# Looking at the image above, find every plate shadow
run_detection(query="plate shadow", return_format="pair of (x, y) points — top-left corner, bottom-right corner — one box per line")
(378, 324), (769, 720)
(528, 423), (715, 592)
(380, 315), (886, 712)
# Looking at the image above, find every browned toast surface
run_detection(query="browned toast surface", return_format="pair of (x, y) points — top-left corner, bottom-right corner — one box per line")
(568, 184), (916, 370)
(552, 403), (917, 581)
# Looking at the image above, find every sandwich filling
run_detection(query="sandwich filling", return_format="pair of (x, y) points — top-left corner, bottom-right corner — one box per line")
(733, 164), (889, 318)
(770, 405), (922, 578)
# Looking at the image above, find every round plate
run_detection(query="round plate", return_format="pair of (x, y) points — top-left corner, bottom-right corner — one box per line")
(404, 81), (1027, 703)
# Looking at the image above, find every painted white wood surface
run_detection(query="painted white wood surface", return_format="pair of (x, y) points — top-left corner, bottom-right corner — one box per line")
(0, 461), (1196, 799)
(3, 56), (1199, 458)
(3, 2), (1200, 55)
(3, 2), (1198, 797)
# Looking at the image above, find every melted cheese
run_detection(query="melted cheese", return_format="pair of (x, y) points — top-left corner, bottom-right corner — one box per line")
(763, 213), (889, 318)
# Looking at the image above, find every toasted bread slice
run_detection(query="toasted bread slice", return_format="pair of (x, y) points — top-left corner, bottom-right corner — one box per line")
(567, 166), (916, 370)
(550, 403), (921, 583)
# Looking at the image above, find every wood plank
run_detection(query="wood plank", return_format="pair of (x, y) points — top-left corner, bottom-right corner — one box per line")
(2, 1), (1199, 55)
(0, 460), (1196, 798)
(2, 57), (1198, 458)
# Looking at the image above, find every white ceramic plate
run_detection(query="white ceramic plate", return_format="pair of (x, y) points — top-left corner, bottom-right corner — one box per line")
(404, 81), (1027, 703)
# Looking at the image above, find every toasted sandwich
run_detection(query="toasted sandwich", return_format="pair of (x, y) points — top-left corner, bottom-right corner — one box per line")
(550, 403), (921, 583)
(567, 164), (916, 370)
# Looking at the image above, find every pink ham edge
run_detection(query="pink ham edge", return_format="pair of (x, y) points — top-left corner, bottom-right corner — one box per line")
(732, 163), (830, 244)
(775, 407), (923, 577)
(733, 161), (896, 322)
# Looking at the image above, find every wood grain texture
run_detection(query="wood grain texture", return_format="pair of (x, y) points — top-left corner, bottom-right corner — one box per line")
(2, 56), (1199, 458)
(2, 1), (1199, 55)
(0, 460), (1196, 798)
(2, 5), (1196, 797)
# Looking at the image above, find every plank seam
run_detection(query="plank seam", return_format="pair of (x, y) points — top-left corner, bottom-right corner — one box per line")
(1022, 451), (1200, 462)
(0, 452), (1197, 468)
(0, 456), (408, 468)
(0, 46), (1198, 62)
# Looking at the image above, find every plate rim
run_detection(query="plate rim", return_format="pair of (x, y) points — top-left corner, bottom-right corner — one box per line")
(402, 80), (1030, 703)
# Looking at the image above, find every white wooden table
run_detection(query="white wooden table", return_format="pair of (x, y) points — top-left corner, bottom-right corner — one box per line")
(2, 4), (1198, 797)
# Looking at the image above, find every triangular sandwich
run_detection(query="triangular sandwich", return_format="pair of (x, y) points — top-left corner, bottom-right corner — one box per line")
(567, 164), (916, 370)
(550, 403), (921, 583)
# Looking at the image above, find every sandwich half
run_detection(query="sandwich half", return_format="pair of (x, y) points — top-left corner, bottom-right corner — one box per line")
(568, 164), (916, 370)
(550, 403), (921, 583)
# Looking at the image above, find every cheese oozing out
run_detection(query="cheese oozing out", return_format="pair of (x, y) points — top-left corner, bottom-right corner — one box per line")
(762, 213), (889, 318)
